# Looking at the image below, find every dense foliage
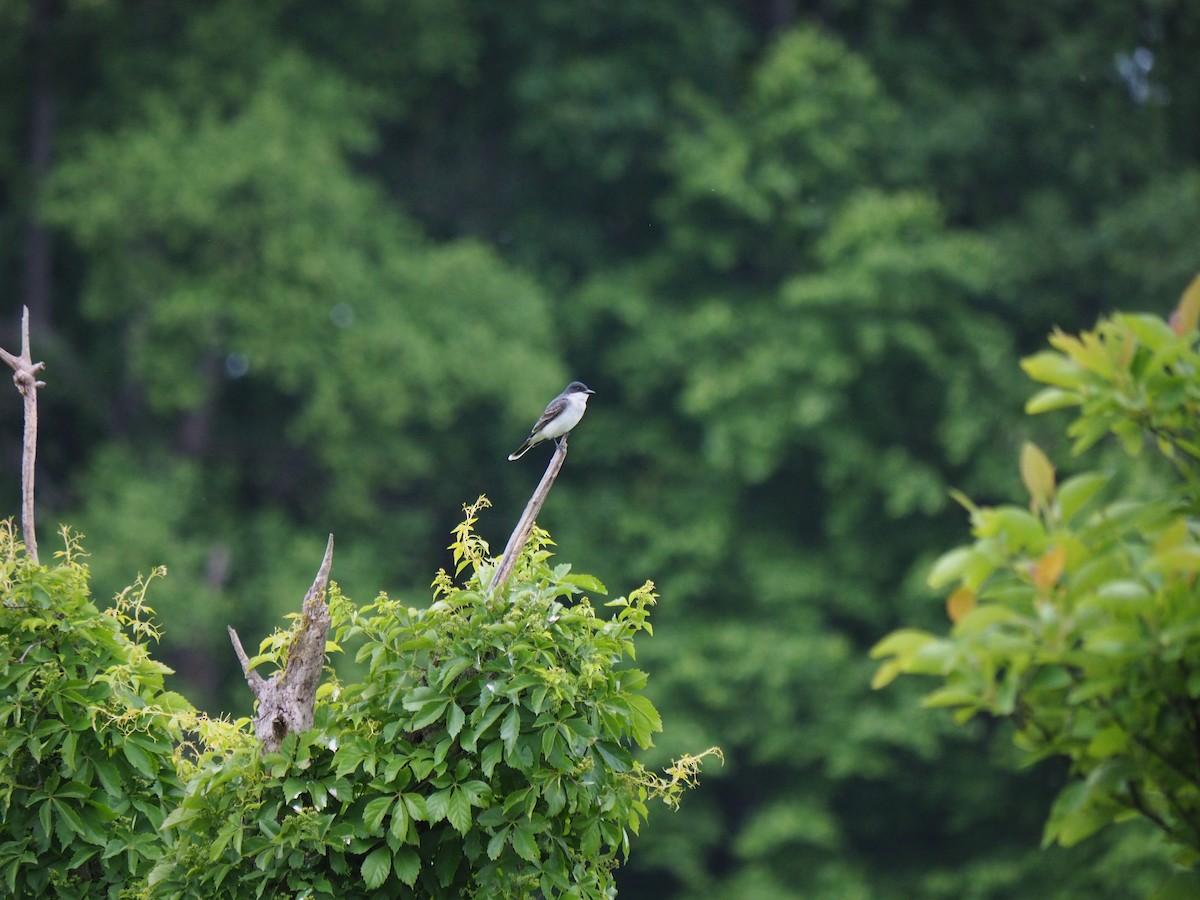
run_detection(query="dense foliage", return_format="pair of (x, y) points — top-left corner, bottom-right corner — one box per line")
(874, 292), (1200, 892)
(4, 1), (1198, 895)
(0, 525), (186, 898)
(1, 504), (707, 897)
(154, 504), (709, 898)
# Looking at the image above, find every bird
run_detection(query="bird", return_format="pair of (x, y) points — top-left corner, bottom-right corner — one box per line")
(508, 381), (596, 460)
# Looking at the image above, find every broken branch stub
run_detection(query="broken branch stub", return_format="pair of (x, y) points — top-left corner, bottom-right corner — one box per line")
(229, 534), (335, 753)
(490, 434), (569, 598)
(0, 306), (46, 564)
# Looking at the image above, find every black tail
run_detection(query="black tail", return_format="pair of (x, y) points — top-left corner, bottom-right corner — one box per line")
(507, 440), (534, 461)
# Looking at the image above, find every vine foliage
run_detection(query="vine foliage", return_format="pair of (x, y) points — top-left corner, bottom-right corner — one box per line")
(0, 499), (716, 898)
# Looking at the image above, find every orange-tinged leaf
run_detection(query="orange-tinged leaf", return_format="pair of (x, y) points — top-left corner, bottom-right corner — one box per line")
(1170, 273), (1200, 335)
(1020, 442), (1056, 513)
(946, 586), (976, 623)
(1033, 544), (1066, 591)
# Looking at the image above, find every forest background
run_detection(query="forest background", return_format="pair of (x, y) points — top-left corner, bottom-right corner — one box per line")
(2, 1), (1198, 897)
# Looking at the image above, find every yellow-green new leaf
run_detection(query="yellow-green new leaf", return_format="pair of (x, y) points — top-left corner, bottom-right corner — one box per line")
(1025, 387), (1080, 415)
(869, 628), (935, 661)
(1057, 471), (1110, 522)
(1020, 351), (1084, 389)
(926, 547), (973, 589)
(1020, 442), (1056, 512)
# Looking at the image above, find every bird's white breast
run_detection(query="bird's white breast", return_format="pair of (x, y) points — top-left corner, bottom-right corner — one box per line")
(541, 393), (589, 439)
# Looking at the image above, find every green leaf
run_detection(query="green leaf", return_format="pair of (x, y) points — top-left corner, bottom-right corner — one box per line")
(920, 687), (981, 710)
(486, 827), (509, 861)
(623, 693), (663, 749)
(953, 604), (1027, 635)
(542, 778), (566, 817)
(425, 788), (450, 824)
(1086, 725), (1129, 758)
(160, 804), (198, 831)
(389, 795), (410, 843)
(437, 657), (474, 690)
(500, 705), (521, 758)
(402, 685), (446, 710)
(309, 780), (329, 810)
(870, 658), (903, 690)
(393, 847), (420, 887)
(594, 740), (632, 772)
(1042, 780), (1110, 848)
(447, 786), (472, 834)
(481, 739), (504, 778)
(504, 673), (542, 700)
(1019, 442), (1055, 511)
(581, 822), (601, 859)
(446, 702), (466, 739)
(282, 778), (306, 802)
(617, 668), (648, 691)
(926, 547), (974, 589)
(361, 846), (392, 890)
(1057, 471), (1110, 521)
(511, 822), (540, 863)
(561, 573), (607, 594)
(59, 730), (79, 772)
(333, 740), (368, 778)
(1148, 546), (1200, 574)
(121, 741), (154, 778)
(1112, 419), (1145, 456)
(402, 793), (428, 823)
(410, 699), (450, 731)
(362, 796), (393, 834)
(1020, 351), (1084, 389)
(458, 779), (490, 806)
(1089, 580), (1151, 608)
(52, 799), (88, 839)
(468, 701), (507, 748)
(146, 859), (175, 887)
(1025, 387), (1080, 414)
(978, 507), (1046, 552)
(869, 628), (934, 660)
(155, 690), (193, 715)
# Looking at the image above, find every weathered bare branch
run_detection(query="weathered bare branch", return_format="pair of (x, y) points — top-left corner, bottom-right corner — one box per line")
(490, 435), (569, 598)
(226, 625), (266, 692)
(0, 307), (46, 564)
(229, 534), (335, 752)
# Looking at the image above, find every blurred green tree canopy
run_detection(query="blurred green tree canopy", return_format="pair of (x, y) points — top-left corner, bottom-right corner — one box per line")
(2, 0), (1197, 896)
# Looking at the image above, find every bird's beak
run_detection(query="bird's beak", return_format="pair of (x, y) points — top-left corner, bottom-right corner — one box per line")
(587, 388), (596, 394)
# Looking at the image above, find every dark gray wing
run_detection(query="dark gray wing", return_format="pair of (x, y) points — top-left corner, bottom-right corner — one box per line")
(528, 395), (568, 437)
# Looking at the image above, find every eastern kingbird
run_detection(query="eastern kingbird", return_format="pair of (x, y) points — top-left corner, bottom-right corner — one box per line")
(508, 381), (596, 460)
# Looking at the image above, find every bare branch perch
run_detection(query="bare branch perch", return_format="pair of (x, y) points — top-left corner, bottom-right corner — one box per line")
(226, 625), (265, 693)
(490, 435), (570, 598)
(0, 306), (46, 564)
(229, 534), (335, 753)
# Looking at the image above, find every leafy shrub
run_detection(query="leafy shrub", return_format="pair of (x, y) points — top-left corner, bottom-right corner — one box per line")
(0, 524), (187, 898)
(150, 501), (716, 898)
(873, 287), (1200, 887)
